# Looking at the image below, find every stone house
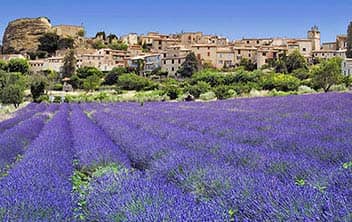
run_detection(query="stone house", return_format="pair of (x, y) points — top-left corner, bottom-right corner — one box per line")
(191, 44), (218, 67)
(161, 46), (191, 76)
(342, 58), (352, 76)
(216, 47), (235, 69)
(128, 54), (162, 75)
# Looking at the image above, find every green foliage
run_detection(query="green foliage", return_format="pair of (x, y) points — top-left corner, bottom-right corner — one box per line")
(343, 161), (352, 169)
(30, 75), (48, 102)
(312, 57), (344, 92)
(0, 84), (24, 108)
(93, 40), (106, 49)
(239, 58), (257, 71)
(28, 51), (48, 60)
(69, 74), (83, 90)
(160, 79), (182, 100)
(0, 72), (25, 108)
(214, 85), (234, 100)
(295, 178), (306, 186)
(286, 50), (308, 73)
(199, 91), (216, 101)
(53, 83), (63, 91)
(191, 69), (224, 87)
(62, 50), (76, 78)
(262, 73), (300, 92)
(108, 41), (128, 51)
(186, 81), (211, 98)
(38, 33), (60, 54)
(347, 21), (352, 58)
(78, 29), (85, 37)
(117, 73), (157, 91)
(0, 60), (7, 71)
(95, 31), (106, 40)
(176, 52), (202, 78)
(7, 58), (29, 74)
(104, 67), (127, 85)
(58, 38), (74, 49)
(83, 74), (102, 92)
(77, 66), (104, 79)
(292, 68), (310, 80)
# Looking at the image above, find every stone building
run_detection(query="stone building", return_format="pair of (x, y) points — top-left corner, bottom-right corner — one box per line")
(191, 44), (218, 67)
(128, 54), (162, 75)
(216, 47), (235, 69)
(342, 58), (352, 76)
(121, 33), (139, 46)
(161, 46), (191, 76)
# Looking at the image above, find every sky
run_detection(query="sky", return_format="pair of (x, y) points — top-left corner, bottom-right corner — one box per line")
(0, 0), (351, 43)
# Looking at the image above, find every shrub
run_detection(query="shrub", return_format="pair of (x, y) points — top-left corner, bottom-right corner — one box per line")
(187, 81), (211, 98)
(161, 84), (181, 100)
(30, 79), (47, 102)
(199, 91), (216, 101)
(191, 70), (224, 87)
(104, 67), (127, 85)
(262, 73), (300, 92)
(117, 73), (157, 91)
(77, 67), (104, 79)
(53, 83), (63, 91)
(214, 85), (234, 100)
(297, 85), (316, 94)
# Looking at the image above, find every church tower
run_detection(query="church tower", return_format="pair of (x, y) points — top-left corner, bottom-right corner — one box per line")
(308, 26), (321, 51)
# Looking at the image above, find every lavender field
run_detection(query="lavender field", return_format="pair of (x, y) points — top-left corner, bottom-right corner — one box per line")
(0, 93), (351, 221)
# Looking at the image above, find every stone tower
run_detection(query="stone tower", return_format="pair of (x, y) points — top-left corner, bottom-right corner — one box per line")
(308, 25), (321, 51)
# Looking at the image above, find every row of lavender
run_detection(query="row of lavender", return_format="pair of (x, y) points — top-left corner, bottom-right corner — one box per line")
(0, 93), (351, 221)
(81, 93), (352, 221)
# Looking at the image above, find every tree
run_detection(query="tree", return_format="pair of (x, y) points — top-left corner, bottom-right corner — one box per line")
(83, 74), (102, 92)
(30, 75), (48, 102)
(7, 58), (30, 74)
(0, 60), (7, 71)
(186, 81), (211, 98)
(109, 41), (128, 51)
(286, 50), (307, 73)
(312, 57), (343, 92)
(58, 38), (74, 49)
(0, 84), (24, 108)
(239, 58), (257, 71)
(117, 73), (156, 91)
(77, 66), (103, 79)
(176, 52), (202, 78)
(104, 67), (127, 85)
(0, 72), (25, 108)
(62, 50), (76, 78)
(38, 33), (60, 55)
(347, 22), (352, 58)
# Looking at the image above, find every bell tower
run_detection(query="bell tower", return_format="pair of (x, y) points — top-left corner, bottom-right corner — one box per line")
(308, 25), (321, 51)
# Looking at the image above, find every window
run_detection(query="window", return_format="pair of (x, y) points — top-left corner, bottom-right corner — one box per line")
(302, 48), (306, 52)
(159, 40), (162, 44)
(163, 53), (166, 57)
(247, 40), (250, 44)
(208, 47), (210, 50)
(257, 40), (260, 44)
(208, 52), (210, 57)
(172, 67), (175, 71)
(178, 59), (181, 64)
(248, 53), (251, 57)
(164, 60), (166, 65)
(172, 59), (174, 64)
(238, 50), (241, 54)
(263, 52), (266, 56)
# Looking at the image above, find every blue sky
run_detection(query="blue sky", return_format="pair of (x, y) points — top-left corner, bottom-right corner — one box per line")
(0, 0), (351, 43)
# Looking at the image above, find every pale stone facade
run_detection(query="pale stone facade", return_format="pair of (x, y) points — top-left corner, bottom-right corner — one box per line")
(342, 58), (352, 76)
(161, 46), (191, 76)
(216, 48), (235, 69)
(191, 44), (217, 67)
(121, 33), (139, 46)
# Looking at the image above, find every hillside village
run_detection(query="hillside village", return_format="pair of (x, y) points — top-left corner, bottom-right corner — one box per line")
(1, 17), (352, 77)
